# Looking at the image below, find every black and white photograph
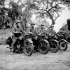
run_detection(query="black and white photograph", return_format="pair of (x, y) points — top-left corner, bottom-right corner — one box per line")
(0, 0), (70, 70)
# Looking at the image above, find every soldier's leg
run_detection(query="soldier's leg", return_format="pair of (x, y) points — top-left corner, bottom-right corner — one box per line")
(11, 37), (17, 52)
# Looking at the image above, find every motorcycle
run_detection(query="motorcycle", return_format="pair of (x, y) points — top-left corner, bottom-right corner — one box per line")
(55, 32), (68, 51)
(23, 32), (34, 56)
(6, 32), (23, 52)
(32, 33), (50, 54)
(6, 32), (34, 56)
(46, 33), (59, 53)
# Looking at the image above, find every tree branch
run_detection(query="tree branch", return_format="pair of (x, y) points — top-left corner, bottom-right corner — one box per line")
(47, 3), (64, 12)
(53, 9), (60, 21)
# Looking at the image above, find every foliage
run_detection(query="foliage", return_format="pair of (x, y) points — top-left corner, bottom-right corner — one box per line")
(0, 0), (5, 5)
(0, 0), (69, 29)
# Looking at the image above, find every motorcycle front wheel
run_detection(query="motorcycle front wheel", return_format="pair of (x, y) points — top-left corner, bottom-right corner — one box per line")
(23, 39), (34, 56)
(59, 39), (68, 51)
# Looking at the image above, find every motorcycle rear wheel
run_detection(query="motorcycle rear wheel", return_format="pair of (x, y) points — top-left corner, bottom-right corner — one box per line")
(38, 40), (50, 54)
(50, 40), (59, 53)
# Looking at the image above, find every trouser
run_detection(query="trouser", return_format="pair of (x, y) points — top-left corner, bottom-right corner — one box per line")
(12, 37), (17, 46)
(11, 36), (18, 52)
(11, 34), (24, 48)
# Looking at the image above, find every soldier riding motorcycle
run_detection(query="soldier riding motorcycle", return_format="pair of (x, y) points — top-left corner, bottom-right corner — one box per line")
(6, 22), (34, 56)
(10, 31), (34, 56)
(6, 21), (24, 53)
(6, 30), (22, 52)
(32, 24), (50, 54)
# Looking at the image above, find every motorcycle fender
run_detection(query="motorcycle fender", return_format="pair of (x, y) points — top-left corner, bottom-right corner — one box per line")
(51, 39), (59, 43)
(59, 39), (67, 43)
(50, 39), (59, 47)
(26, 39), (33, 44)
(42, 39), (49, 44)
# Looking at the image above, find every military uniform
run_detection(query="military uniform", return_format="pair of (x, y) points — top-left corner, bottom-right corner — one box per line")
(46, 25), (56, 36)
(35, 24), (46, 35)
(11, 21), (26, 51)
(29, 23), (37, 35)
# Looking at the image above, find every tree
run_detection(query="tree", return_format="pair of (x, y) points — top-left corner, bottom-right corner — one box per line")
(7, 0), (68, 29)
(34, 0), (69, 25)
(8, 1), (22, 23)
(28, 0), (61, 25)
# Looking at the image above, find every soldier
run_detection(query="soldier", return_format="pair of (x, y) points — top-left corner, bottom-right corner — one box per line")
(11, 20), (26, 52)
(29, 23), (39, 40)
(25, 25), (30, 34)
(46, 25), (56, 36)
(29, 23), (37, 35)
(36, 24), (46, 35)
(30, 23), (35, 32)
(40, 24), (46, 34)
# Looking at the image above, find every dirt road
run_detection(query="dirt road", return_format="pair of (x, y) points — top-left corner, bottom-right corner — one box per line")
(0, 44), (70, 70)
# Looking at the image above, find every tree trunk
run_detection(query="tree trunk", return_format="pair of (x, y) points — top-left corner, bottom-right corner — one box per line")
(47, 11), (55, 25)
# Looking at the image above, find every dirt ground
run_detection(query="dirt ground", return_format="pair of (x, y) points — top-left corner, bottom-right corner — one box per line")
(0, 44), (70, 70)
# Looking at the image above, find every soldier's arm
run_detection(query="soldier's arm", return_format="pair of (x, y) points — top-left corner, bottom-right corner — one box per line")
(20, 29), (27, 35)
(12, 24), (17, 33)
